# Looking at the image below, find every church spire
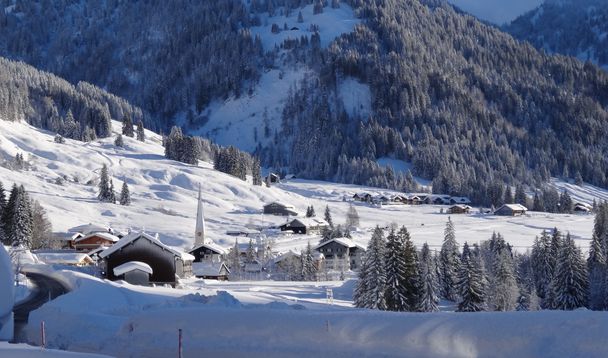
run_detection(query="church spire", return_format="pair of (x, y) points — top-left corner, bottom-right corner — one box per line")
(194, 183), (206, 247)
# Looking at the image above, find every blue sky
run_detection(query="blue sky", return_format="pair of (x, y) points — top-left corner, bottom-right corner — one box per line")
(448, 0), (543, 25)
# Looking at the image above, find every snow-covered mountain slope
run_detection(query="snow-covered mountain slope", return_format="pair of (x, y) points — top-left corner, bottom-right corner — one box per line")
(0, 119), (602, 254)
(506, 0), (608, 69)
(448, 0), (542, 25)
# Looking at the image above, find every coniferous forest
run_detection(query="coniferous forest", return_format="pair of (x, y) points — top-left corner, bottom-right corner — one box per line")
(0, 0), (607, 204)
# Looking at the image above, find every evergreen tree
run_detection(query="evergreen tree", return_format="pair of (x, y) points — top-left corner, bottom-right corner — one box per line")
(457, 243), (487, 312)
(533, 192), (544, 212)
(114, 134), (124, 147)
(418, 243), (439, 312)
(345, 203), (360, 231)
(491, 238), (518, 311)
(10, 185), (33, 248)
(402, 227), (421, 311)
(246, 239), (256, 263)
(98, 164), (113, 202)
(324, 205), (334, 228)
(136, 119), (145, 142)
(550, 234), (588, 310)
(439, 217), (460, 301)
(354, 226), (386, 310)
(384, 227), (407, 311)
(0, 182), (6, 243)
(587, 233), (605, 310)
(109, 179), (116, 204)
(531, 231), (553, 308)
(514, 185), (527, 206)
(252, 157), (262, 186)
(302, 242), (317, 281)
(297, 11), (304, 23)
(122, 114), (134, 137)
(119, 181), (131, 206)
(2, 184), (18, 245)
(559, 190), (573, 213)
(504, 187), (513, 204)
(306, 205), (316, 218)
(229, 239), (241, 280)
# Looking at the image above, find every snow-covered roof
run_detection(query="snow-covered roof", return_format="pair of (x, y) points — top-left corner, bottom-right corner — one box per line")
(264, 201), (295, 209)
(450, 197), (472, 204)
(74, 232), (120, 243)
(99, 232), (194, 261)
(190, 241), (227, 255)
(113, 261), (153, 276)
(496, 204), (528, 212)
(192, 262), (229, 276)
(315, 237), (365, 251)
(36, 252), (94, 265)
(68, 223), (112, 235)
(575, 202), (593, 209)
(272, 251), (300, 264)
(450, 204), (472, 210)
(287, 217), (329, 227)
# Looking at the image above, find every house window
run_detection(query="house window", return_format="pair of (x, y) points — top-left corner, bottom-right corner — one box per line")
(328, 248), (332, 253)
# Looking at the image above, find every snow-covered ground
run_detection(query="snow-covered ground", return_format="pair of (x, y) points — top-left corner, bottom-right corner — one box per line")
(20, 268), (608, 358)
(0, 342), (111, 357)
(0, 119), (601, 257)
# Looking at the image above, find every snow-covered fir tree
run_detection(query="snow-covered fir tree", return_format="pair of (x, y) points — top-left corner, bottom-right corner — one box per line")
(9, 185), (33, 248)
(229, 239), (241, 280)
(489, 233), (517, 311)
(306, 205), (316, 218)
(324, 205), (334, 229)
(418, 242), (439, 312)
(440, 217), (460, 301)
(384, 227), (407, 311)
(531, 231), (553, 308)
(302, 242), (317, 281)
(98, 164), (113, 203)
(402, 227), (421, 311)
(551, 233), (588, 310)
(122, 115), (134, 137)
(119, 181), (131, 206)
(30, 200), (52, 250)
(354, 226), (386, 310)
(457, 243), (487, 312)
(115, 134), (124, 147)
(252, 157), (262, 186)
(136, 119), (145, 142)
(0, 182), (6, 243)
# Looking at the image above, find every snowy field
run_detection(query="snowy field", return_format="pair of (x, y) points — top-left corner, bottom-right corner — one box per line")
(17, 268), (608, 358)
(0, 119), (601, 257)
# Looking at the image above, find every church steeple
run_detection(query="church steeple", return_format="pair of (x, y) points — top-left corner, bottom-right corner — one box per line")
(194, 184), (206, 247)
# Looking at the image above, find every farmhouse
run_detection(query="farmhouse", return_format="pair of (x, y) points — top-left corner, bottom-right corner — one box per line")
(353, 193), (372, 202)
(425, 195), (451, 205)
(99, 232), (193, 286)
(448, 205), (472, 214)
(280, 217), (329, 234)
(189, 241), (226, 263)
(407, 195), (423, 205)
(265, 173), (280, 184)
(315, 237), (365, 271)
(72, 232), (120, 251)
(192, 262), (230, 280)
(113, 261), (153, 286)
(574, 202), (592, 213)
(263, 202), (298, 216)
(494, 204), (528, 216)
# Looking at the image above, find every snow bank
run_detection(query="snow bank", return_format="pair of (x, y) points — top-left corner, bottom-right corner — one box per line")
(0, 245), (14, 341)
(0, 342), (112, 357)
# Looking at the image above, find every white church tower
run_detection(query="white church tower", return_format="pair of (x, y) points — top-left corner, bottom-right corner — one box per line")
(194, 184), (206, 247)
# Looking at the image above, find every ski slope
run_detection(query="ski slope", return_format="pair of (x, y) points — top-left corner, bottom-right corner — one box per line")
(0, 119), (602, 256)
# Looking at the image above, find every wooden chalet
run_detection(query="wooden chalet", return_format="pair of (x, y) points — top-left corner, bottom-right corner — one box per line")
(352, 193), (372, 202)
(99, 232), (193, 286)
(574, 202), (592, 213)
(494, 204), (528, 216)
(189, 242), (226, 263)
(192, 262), (230, 280)
(448, 205), (472, 214)
(113, 261), (153, 286)
(280, 217), (329, 234)
(72, 232), (119, 251)
(315, 237), (365, 270)
(263, 202), (298, 216)
(265, 173), (280, 184)
(425, 195), (452, 205)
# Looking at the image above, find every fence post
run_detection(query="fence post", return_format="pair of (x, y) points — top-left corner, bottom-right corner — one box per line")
(178, 328), (183, 358)
(41, 321), (46, 349)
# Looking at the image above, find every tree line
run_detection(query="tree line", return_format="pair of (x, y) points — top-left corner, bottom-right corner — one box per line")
(353, 209), (604, 312)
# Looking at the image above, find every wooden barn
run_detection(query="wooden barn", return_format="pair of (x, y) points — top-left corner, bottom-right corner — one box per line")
(280, 218), (329, 234)
(448, 205), (472, 214)
(425, 195), (451, 205)
(494, 204), (528, 216)
(352, 193), (372, 202)
(72, 232), (119, 251)
(263, 202), (298, 216)
(99, 232), (193, 286)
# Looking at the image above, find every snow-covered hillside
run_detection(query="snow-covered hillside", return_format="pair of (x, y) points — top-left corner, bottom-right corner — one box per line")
(0, 119), (602, 255)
